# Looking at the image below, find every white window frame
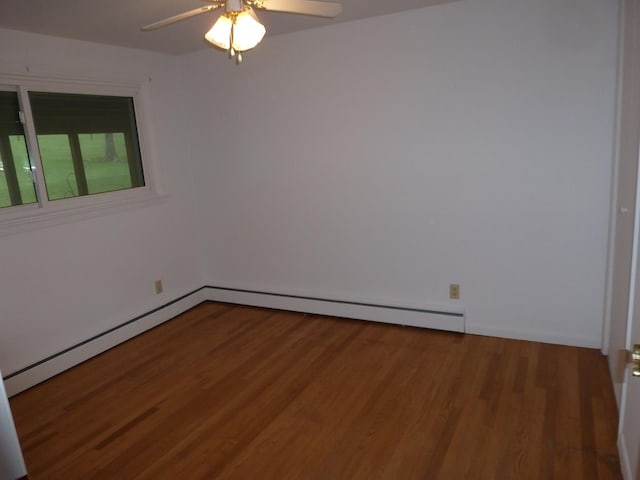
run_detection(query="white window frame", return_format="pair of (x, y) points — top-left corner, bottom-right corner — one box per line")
(0, 73), (163, 235)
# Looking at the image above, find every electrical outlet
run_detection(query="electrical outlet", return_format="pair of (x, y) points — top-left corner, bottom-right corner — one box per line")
(155, 280), (163, 294)
(449, 283), (460, 300)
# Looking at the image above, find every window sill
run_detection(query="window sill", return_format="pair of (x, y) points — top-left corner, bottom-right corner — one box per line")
(0, 189), (168, 237)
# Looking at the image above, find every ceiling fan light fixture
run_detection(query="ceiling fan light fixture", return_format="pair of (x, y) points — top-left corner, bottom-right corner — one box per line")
(205, 7), (266, 52)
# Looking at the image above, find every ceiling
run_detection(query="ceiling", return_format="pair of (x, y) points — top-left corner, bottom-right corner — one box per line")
(0, 0), (455, 54)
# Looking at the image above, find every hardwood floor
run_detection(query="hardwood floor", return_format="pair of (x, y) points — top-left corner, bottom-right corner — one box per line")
(9, 302), (622, 479)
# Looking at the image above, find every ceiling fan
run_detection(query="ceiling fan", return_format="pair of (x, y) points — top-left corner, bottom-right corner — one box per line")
(142, 0), (343, 63)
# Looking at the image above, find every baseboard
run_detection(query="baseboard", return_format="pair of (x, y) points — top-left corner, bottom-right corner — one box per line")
(618, 432), (632, 480)
(3, 287), (207, 397)
(205, 286), (466, 333)
(466, 323), (601, 349)
(6, 286), (601, 396)
(4, 285), (464, 396)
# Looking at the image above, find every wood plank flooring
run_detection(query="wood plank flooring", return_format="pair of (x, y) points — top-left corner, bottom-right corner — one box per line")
(9, 302), (622, 479)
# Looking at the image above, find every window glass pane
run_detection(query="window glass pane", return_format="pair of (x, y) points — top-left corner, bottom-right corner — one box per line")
(29, 92), (145, 201)
(79, 133), (133, 195)
(0, 91), (37, 208)
(37, 134), (78, 200)
(10, 136), (37, 204)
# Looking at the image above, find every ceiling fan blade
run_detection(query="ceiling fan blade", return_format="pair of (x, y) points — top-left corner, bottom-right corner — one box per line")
(142, 5), (221, 31)
(258, 0), (342, 18)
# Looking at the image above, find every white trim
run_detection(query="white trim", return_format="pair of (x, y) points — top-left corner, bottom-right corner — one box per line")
(618, 431), (633, 480)
(466, 323), (600, 349)
(0, 63), (150, 91)
(618, 0), (640, 441)
(3, 288), (206, 397)
(603, 0), (628, 355)
(0, 190), (168, 237)
(135, 76), (165, 197)
(625, 59), (640, 352)
(618, 366), (630, 467)
(0, 372), (26, 479)
(205, 286), (466, 333)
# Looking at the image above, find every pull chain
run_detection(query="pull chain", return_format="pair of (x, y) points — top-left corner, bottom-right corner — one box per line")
(227, 14), (243, 65)
(228, 22), (236, 58)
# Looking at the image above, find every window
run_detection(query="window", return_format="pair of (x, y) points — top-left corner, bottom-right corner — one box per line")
(0, 77), (156, 229)
(0, 91), (37, 208)
(29, 92), (145, 201)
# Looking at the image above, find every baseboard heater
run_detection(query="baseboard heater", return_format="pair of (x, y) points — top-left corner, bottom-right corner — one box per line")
(3, 287), (208, 396)
(206, 286), (466, 333)
(4, 286), (464, 396)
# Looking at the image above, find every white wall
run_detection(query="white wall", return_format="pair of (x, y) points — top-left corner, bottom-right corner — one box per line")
(0, 29), (204, 377)
(182, 0), (619, 347)
(0, 0), (621, 383)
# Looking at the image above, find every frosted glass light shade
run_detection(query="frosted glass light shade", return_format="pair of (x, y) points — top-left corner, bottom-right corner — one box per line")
(205, 8), (266, 52)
